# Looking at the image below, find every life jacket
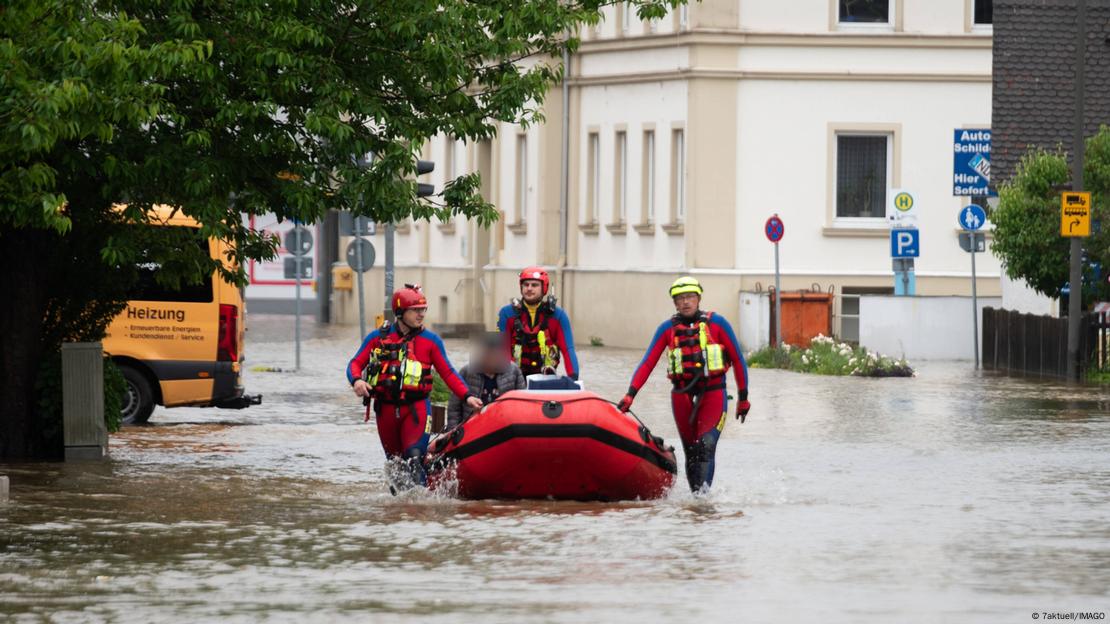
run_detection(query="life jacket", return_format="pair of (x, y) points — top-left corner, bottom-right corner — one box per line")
(666, 311), (728, 386)
(363, 323), (434, 403)
(510, 297), (560, 375)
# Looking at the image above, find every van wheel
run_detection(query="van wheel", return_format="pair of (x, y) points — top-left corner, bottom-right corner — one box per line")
(119, 365), (156, 425)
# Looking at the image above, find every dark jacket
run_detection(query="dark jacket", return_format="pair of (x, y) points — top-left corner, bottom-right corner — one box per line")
(446, 363), (526, 429)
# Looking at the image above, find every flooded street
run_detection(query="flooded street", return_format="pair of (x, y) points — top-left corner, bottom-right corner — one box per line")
(3, 315), (1110, 622)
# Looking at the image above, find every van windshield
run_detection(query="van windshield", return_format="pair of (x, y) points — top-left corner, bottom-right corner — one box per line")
(131, 226), (214, 303)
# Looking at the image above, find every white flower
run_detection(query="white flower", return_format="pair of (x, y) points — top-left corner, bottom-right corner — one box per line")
(801, 354), (810, 365)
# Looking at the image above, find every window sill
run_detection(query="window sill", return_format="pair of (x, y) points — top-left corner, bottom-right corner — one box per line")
(579, 222), (600, 235)
(606, 222), (628, 235)
(507, 222), (527, 235)
(836, 22), (895, 32)
(394, 221), (411, 235)
(822, 226), (888, 238)
(632, 222), (656, 235)
(661, 222), (684, 236)
(436, 221), (456, 235)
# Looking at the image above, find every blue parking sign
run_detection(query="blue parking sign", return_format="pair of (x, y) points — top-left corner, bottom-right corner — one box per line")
(891, 228), (920, 258)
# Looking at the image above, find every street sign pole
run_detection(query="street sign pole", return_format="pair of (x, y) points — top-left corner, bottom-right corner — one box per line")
(774, 240), (781, 348)
(384, 222), (395, 322)
(354, 216), (366, 338)
(959, 204), (987, 368)
(1066, 0), (1087, 381)
(294, 227), (302, 372)
(971, 235), (979, 368)
(764, 214), (785, 348)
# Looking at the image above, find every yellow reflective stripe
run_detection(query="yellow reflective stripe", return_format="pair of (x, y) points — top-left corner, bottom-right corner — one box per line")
(538, 331), (556, 368)
(401, 358), (423, 389)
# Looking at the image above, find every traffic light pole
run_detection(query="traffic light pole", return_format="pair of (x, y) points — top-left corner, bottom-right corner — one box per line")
(354, 216), (367, 338)
(384, 222), (395, 323)
(1066, 0), (1087, 381)
(294, 227), (302, 372)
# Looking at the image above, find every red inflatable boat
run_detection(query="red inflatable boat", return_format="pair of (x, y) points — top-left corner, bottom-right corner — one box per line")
(425, 389), (676, 501)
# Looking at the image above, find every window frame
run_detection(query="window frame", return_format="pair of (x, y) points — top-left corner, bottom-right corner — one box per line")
(586, 131), (600, 226)
(514, 132), (528, 227)
(671, 128), (686, 225)
(834, 0), (895, 31)
(832, 131), (894, 227)
(642, 129), (655, 224)
(613, 130), (628, 225)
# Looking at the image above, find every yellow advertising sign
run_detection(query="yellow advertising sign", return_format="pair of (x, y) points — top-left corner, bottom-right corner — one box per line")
(1061, 191), (1091, 237)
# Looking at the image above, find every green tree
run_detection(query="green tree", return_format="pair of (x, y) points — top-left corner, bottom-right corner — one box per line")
(991, 126), (1110, 304)
(0, 0), (681, 459)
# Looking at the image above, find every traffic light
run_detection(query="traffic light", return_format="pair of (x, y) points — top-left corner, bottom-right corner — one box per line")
(416, 159), (435, 198)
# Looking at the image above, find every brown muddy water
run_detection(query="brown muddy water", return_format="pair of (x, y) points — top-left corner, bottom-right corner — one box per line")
(2, 315), (1109, 623)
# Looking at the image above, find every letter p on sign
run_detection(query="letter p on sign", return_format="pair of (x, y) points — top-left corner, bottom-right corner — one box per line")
(890, 228), (920, 258)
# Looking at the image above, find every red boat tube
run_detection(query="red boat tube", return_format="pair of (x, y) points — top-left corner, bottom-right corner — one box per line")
(426, 390), (677, 501)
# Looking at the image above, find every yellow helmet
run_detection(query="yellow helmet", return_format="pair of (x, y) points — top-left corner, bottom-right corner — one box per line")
(669, 276), (703, 298)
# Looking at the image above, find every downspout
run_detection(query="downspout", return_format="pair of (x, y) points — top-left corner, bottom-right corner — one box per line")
(557, 43), (570, 304)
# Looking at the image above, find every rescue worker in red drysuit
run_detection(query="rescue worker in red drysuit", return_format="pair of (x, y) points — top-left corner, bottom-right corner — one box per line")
(618, 277), (751, 493)
(347, 285), (482, 490)
(497, 267), (579, 380)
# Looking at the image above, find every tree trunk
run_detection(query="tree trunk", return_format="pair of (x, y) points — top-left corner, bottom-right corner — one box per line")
(0, 227), (55, 460)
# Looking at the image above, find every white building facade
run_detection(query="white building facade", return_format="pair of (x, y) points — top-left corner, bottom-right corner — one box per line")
(335, 0), (1003, 348)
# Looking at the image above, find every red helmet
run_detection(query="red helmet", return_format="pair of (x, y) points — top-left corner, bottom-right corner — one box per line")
(519, 266), (550, 295)
(392, 284), (427, 316)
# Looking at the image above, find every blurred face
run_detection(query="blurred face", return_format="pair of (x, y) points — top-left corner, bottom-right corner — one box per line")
(401, 307), (426, 328)
(520, 279), (544, 304)
(479, 345), (506, 372)
(673, 293), (700, 317)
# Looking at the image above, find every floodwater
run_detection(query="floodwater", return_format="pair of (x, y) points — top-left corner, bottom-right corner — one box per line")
(2, 315), (1110, 623)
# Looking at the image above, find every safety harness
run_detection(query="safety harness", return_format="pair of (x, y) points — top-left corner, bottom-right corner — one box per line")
(510, 296), (561, 375)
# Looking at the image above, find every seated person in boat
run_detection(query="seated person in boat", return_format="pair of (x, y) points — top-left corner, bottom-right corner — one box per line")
(446, 332), (526, 430)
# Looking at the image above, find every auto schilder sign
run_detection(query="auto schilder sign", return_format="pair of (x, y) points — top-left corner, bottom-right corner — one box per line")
(953, 129), (991, 196)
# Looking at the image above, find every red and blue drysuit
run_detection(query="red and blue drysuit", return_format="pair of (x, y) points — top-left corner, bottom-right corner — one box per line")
(497, 300), (579, 380)
(346, 324), (472, 485)
(624, 311), (749, 491)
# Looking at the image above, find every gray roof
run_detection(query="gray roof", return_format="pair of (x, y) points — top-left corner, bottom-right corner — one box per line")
(992, 0), (1110, 184)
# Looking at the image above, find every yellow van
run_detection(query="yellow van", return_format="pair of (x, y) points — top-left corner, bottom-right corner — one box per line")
(103, 206), (262, 424)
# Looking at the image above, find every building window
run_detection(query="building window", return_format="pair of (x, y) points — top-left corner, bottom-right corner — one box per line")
(614, 130), (627, 223)
(587, 132), (600, 224)
(515, 133), (527, 224)
(974, 0), (992, 25)
(836, 135), (889, 218)
(671, 129), (686, 223)
(621, 2), (632, 33)
(679, 4), (688, 28)
(642, 130), (655, 223)
(442, 136), (454, 185)
(839, 0), (889, 23)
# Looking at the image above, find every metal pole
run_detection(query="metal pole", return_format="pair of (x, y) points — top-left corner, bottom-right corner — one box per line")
(558, 45), (570, 265)
(354, 217), (366, 338)
(1066, 0), (1087, 381)
(774, 241), (782, 348)
(971, 236), (980, 369)
(294, 227), (302, 372)
(902, 269), (909, 296)
(384, 221), (395, 322)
